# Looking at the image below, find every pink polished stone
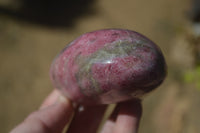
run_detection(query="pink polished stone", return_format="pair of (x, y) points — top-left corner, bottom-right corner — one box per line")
(50, 29), (167, 105)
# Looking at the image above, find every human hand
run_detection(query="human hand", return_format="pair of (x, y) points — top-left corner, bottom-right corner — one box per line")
(11, 90), (142, 133)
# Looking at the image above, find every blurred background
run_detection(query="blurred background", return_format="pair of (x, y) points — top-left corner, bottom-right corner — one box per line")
(0, 0), (199, 132)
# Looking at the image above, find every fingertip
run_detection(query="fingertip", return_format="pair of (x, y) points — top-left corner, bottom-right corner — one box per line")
(40, 89), (60, 109)
(101, 100), (142, 133)
(114, 100), (143, 133)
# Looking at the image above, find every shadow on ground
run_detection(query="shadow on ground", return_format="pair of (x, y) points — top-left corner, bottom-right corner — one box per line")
(0, 0), (98, 28)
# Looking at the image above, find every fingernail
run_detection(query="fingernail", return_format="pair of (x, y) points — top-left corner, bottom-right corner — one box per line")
(56, 94), (76, 111)
(57, 94), (68, 104)
(40, 90), (60, 109)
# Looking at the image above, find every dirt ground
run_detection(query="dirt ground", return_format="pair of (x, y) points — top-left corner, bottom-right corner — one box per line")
(0, 0), (199, 132)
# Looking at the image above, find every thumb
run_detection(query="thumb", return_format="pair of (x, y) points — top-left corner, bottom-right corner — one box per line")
(11, 90), (74, 133)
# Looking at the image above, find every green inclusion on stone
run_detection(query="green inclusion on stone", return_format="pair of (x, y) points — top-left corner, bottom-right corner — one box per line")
(75, 39), (150, 96)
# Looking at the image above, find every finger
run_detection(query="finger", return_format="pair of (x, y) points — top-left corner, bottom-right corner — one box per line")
(113, 100), (142, 133)
(11, 90), (74, 133)
(100, 119), (115, 133)
(100, 105), (119, 133)
(101, 100), (142, 133)
(67, 105), (107, 133)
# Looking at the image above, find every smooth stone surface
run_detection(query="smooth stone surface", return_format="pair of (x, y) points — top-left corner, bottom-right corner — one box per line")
(50, 29), (167, 105)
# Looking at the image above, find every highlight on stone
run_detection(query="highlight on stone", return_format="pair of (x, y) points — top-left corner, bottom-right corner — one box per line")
(50, 29), (167, 105)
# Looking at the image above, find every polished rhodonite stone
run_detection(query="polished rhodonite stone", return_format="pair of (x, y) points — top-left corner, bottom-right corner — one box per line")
(50, 29), (167, 105)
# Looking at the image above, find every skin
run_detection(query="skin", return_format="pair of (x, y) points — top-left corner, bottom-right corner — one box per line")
(10, 89), (142, 133)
